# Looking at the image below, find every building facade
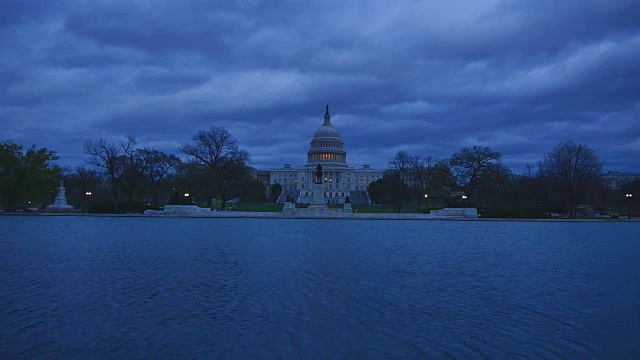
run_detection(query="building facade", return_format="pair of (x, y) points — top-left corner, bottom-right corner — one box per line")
(260, 106), (383, 204)
(601, 171), (640, 191)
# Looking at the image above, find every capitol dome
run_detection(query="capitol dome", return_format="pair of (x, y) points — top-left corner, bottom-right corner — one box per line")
(307, 105), (347, 166)
(313, 122), (342, 138)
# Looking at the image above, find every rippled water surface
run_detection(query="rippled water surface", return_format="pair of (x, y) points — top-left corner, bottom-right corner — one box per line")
(1, 216), (639, 358)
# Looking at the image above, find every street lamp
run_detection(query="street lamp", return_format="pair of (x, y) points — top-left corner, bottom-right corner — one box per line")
(85, 192), (92, 214)
(184, 193), (190, 197)
(626, 193), (633, 218)
(462, 195), (468, 208)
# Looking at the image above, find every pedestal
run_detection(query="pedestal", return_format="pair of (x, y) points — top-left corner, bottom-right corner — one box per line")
(46, 181), (74, 211)
(308, 183), (328, 210)
(283, 201), (295, 216)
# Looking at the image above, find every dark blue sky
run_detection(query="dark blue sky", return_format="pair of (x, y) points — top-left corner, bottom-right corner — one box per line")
(2, 0), (639, 173)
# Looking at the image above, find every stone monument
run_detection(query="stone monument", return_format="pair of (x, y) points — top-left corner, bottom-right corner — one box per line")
(282, 201), (296, 216)
(47, 180), (74, 211)
(308, 164), (328, 211)
(343, 195), (352, 214)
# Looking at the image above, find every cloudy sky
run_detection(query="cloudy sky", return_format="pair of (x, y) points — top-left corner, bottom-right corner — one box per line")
(2, 0), (639, 173)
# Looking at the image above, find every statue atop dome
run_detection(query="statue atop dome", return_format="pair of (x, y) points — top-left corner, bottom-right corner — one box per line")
(324, 104), (331, 125)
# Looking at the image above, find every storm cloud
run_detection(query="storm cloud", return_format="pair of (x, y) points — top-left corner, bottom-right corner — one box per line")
(2, 0), (639, 172)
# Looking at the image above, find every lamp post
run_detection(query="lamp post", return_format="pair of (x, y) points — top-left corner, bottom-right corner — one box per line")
(85, 192), (92, 214)
(462, 195), (468, 208)
(184, 193), (190, 205)
(626, 193), (633, 218)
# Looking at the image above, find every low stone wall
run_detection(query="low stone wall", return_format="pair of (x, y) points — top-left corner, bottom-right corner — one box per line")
(142, 205), (479, 220)
(283, 201), (354, 217)
(161, 205), (212, 214)
(430, 208), (478, 217)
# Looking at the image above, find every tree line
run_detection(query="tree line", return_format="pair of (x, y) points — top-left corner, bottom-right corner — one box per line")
(0, 127), (264, 213)
(1, 131), (637, 217)
(370, 141), (637, 217)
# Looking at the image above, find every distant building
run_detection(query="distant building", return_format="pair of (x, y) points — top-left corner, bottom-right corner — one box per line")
(255, 170), (271, 187)
(258, 106), (383, 204)
(601, 171), (640, 190)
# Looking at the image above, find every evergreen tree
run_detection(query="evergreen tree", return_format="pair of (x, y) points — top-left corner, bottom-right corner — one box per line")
(0, 140), (62, 210)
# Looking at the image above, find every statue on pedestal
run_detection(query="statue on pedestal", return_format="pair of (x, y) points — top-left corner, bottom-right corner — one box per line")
(46, 179), (74, 211)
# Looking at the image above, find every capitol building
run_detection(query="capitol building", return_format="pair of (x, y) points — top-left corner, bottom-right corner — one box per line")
(256, 106), (383, 205)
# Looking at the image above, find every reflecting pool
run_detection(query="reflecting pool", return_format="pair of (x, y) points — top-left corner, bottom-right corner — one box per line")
(1, 216), (639, 358)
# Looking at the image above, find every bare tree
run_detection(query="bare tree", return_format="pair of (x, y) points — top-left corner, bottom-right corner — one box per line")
(118, 136), (147, 205)
(180, 126), (251, 209)
(181, 127), (249, 169)
(449, 145), (510, 200)
(74, 166), (100, 212)
(388, 151), (413, 213)
(389, 151), (412, 182)
(138, 148), (180, 207)
(541, 141), (603, 218)
(83, 138), (125, 213)
(525, 163), (536, 178)
(411, 155), (448, 210)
